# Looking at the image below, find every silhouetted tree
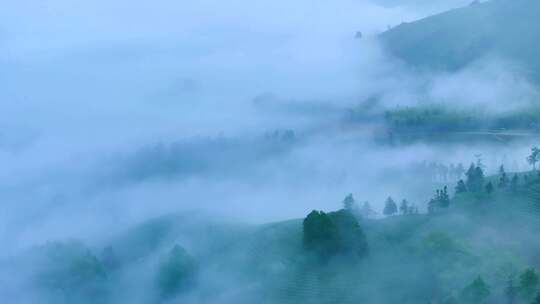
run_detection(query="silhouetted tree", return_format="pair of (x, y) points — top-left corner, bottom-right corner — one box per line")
(499, 165), (509, 189)
(485, 182), (494, 194)
(460, 276), (490, 303)
(475, 166), (485, 190)
(303, 211), (341, 258)
(456, 179), (467, 193)
(528, 147), (540, 170)
(466, 163), (475, 184)
(466, 163), (485, 192)
(302, 210), (368, 260)
(430, 186), (450, 213)
(157, 245), (197, 298)
(383, 197), (398, 216)
(331, 210), (369, 258)
(440, 186), (450, 208)
(475, 154), (486, 170)
(400, 199), (409, 215)
(343, 194), (356, 212)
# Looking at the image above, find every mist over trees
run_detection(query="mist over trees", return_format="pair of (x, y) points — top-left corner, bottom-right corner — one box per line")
(156, 245), (197, 298)
(383, 197), (398, 216)
(5, 0), (540, 303)
(302, 209), (368, 260)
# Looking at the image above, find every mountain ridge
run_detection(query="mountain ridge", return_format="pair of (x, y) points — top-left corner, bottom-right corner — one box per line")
(379, 0), (540, 81)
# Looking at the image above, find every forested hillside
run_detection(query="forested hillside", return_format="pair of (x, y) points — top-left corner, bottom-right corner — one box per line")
(10, 151), (540, 303)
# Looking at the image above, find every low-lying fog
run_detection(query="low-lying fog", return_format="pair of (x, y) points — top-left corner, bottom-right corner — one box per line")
(1, 0), (538, 256)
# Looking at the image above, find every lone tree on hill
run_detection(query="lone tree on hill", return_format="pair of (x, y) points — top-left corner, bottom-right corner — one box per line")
(343, 194), (356, 212)
(302, 210), (368, 260)
(383, 197), (398, 216)
(466, 163), (485, 192)
(303, 211), (341, 258)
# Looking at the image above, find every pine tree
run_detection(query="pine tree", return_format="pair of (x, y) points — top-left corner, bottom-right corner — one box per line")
(466, 163), (476, 190)
(383, 197), (398, 216)
(499, 165), (509, 189)
(343, 194), (356, 212)
(511, 174), (520, 193)
(475, 166), (485, 191)
(456, 179), (467, 193)
(400, 199), (409, 215)
(439, 186), (450, 208)
(528, 147), (540, 171)
(466, 163), (485, 192)
(485, 182), (494, 194)
(428, 187), (450, 214)
(157, 245), (197, 298)
(460, 276), (490, 303)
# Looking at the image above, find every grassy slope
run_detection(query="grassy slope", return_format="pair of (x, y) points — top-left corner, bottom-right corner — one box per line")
(16, 174), (540, 303)
(106, 179), (540, 303)
(379, 0), (540, 81)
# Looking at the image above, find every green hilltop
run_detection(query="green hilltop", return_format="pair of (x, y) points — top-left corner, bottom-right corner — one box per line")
(13, 163), (540, 303)
(379, 0), (540, 81)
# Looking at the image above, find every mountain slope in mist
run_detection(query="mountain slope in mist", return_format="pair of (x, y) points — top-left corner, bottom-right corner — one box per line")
(11, 170), (540, 304)
(380, 0), (540, 81)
